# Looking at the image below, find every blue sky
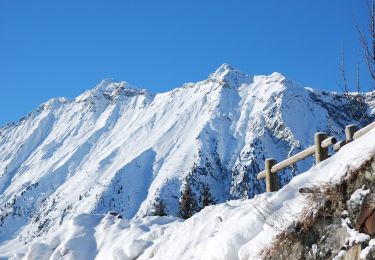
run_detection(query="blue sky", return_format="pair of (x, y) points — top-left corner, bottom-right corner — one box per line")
(0, 1), (369, 126)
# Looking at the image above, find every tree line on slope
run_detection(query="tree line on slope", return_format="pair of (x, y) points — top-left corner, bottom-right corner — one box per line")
(151, 182), (216, 219)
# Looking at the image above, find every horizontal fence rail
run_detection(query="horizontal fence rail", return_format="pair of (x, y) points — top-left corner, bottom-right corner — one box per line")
(334, 122), (375, 152)
(257, 136), (337, 180)
(353, 121), (375, 140)
(257, 121), (375, 193)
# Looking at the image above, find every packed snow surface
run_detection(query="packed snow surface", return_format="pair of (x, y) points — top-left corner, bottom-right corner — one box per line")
(6, 125), (375, 260)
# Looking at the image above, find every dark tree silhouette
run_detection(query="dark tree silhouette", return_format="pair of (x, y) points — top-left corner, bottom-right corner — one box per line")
(200, 183), (216, 210)
(151, 197), (167, 216)
(179, 181), (198, 219)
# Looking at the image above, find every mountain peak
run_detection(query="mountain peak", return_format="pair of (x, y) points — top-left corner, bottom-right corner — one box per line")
(95, 78), (148, 97)
(208, 63), (252, 86)
(268, 72), (285, 81)
(75, 78), (148, 103)
(212, 63), (235, 76)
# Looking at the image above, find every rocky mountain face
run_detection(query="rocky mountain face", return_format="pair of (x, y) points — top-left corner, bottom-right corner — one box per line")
(0, 64), (375, 249)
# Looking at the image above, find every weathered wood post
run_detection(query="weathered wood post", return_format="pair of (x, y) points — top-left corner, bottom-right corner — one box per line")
(265, 158), (278, 192)
(345, 124), (357, 142)
(314, 132), (328, 164)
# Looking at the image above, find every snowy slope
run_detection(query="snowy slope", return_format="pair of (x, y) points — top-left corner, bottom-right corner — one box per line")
(0, 64), (375, 254)
(5, 122), (375, 260)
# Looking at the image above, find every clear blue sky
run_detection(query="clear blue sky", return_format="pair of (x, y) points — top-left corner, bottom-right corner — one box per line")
(0, 0), (369, 126)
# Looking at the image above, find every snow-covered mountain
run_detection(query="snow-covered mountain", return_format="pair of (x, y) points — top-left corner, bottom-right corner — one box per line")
(0, 64), (375, 256)
(4, 103), (375, 260)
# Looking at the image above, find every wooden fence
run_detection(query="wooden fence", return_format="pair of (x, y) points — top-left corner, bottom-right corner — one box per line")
(257, 121), (375, 192)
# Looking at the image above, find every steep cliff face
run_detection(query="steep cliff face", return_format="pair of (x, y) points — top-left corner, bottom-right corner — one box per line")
(0, 64), (374, 252)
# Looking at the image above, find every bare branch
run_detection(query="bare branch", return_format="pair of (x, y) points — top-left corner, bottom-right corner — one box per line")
(339, 42), (350, 95)
(357, 21), (375, 85)
(356, 56), (361, 93)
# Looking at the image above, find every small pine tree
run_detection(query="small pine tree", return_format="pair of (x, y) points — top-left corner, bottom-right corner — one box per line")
(200, 183), (216, 209)
(151, 198), (167, 216)
(179, 181), (198, 219)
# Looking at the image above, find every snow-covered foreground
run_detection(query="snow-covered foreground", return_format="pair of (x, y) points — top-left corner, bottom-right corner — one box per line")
(5, 127), (375, 259)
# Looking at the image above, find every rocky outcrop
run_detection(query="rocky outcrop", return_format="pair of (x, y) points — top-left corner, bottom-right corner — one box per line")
(356, 194), (375, 236)
(263, 157), (375, 260)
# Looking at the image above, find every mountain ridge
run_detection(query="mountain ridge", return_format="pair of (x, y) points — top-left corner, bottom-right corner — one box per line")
(0, 64), (374, 253)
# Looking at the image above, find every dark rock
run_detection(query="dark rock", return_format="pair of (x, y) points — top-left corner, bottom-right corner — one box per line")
(356, 194), (375, 235)
(108, 211), (119, 217)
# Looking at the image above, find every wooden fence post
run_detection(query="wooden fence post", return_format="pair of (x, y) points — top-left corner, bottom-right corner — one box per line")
(265, 158), (278, 192)
(345, 124), (357, 142)
(314, 132), (328, 164)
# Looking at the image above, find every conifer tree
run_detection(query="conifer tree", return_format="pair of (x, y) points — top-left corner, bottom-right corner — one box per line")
(151, 197), (167, 216)
(179, 181), (198, 219)
(200, 183), (216, 209)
